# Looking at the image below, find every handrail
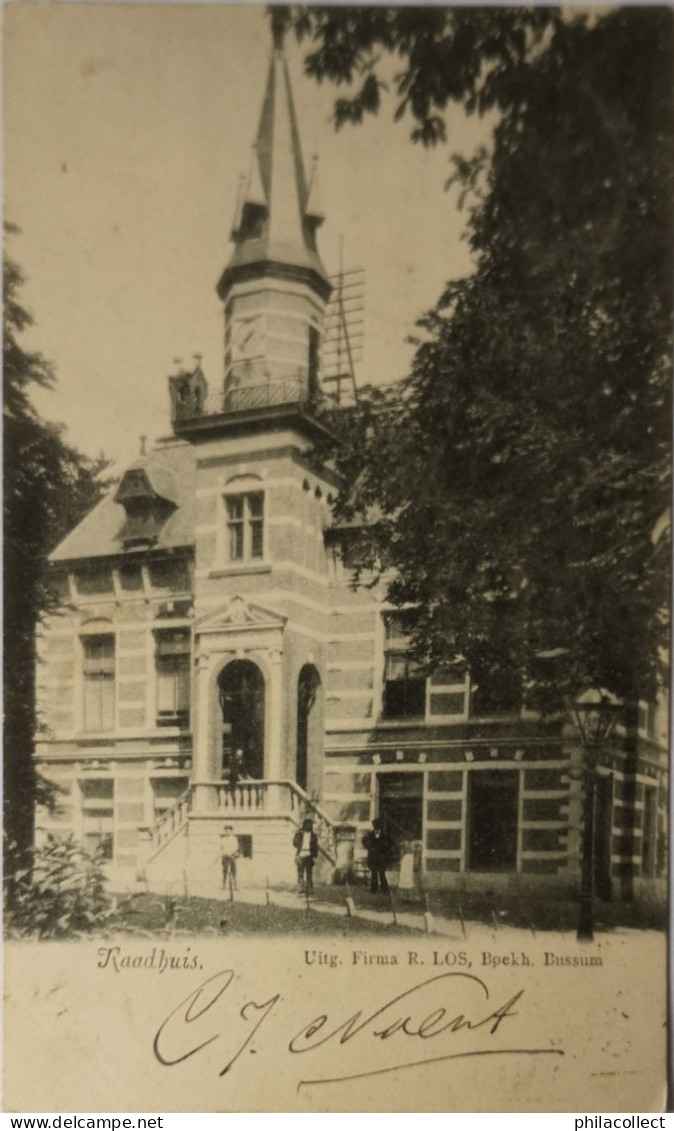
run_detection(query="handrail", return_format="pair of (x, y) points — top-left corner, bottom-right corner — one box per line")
(152, 787), (192, 848)
(192, 778), (342, 826)
(280, 781), (341, 864)
(172, 377), (313, 423)
(191, 778), (297, 787)
(281, 780), (339, 831)
(150, 780), (348, 866)
(191, 778), (339, 818)
(192, 779), (345, 863)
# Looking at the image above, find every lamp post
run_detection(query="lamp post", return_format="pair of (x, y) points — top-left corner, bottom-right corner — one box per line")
(570, 691), (621, 942)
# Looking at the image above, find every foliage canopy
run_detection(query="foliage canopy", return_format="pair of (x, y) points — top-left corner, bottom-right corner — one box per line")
(294, 6), (672, 710)
(5, 835), (111, 939)
(4, 227), (111, 872)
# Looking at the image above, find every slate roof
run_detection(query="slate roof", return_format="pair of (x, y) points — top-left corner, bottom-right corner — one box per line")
(50, 441), (196, 563)
(114, 454), (180, 507)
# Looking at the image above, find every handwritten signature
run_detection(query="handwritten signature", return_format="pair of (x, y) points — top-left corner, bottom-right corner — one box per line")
(152, 969), (563, 1089)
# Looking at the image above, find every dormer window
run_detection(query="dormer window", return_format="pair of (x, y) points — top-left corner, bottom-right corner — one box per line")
(120, 469), (148, 496)
(121, 499), (161, 547)
(115, 458), (178, 550)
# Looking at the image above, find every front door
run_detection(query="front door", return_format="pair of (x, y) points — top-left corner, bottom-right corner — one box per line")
(467, 770), (519, 871)
(218, 659), (265, 779)
(378, 772), (423, 846)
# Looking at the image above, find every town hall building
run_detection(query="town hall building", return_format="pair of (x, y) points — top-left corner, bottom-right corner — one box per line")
(34, 26), (668, 900)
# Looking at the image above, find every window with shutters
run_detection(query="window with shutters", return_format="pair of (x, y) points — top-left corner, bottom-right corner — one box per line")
(155, 629), (191, 725)
(428, 663), (469, 719)
(382, 614), (426, 719)
(82, 635), (115, 732)
(226, 492), (264, 562)
(80, 779), (114, 859)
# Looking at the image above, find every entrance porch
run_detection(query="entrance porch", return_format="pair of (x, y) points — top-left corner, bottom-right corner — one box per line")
(141, 778), (353, 895)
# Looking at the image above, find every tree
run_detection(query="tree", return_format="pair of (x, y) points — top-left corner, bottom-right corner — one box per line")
(295, 7), (672, 710)
(4, 226), (110, 883)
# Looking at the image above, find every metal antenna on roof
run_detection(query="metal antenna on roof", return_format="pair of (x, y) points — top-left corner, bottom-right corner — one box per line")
(322, 235), (363, 407)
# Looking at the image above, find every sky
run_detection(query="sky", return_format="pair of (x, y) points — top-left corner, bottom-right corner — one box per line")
(4, 3), (490, 470)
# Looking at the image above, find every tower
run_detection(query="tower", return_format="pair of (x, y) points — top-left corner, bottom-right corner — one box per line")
(164, 15), (339, 868)
(215, 18), (331, 414)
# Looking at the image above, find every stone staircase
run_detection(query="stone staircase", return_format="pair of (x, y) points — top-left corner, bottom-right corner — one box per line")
(141, 780), (352, 896)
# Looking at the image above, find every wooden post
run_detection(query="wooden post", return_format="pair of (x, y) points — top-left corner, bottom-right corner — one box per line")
(457, 903), (467, 940)
(423, 892), (433, 934)
(345, 881), (355, 918)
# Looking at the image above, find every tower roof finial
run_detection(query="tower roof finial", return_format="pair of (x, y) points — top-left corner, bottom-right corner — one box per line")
(270, 6), (290, 52)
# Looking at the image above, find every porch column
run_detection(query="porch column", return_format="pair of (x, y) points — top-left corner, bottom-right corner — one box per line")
(266, 648), (285, 811)
(192, 650), (215, 812)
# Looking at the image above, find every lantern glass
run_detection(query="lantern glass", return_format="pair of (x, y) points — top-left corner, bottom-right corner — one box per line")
(572, 696), (621, 749)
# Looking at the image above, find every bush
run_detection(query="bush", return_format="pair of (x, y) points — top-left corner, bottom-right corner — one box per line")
(5, 834), (112, 938)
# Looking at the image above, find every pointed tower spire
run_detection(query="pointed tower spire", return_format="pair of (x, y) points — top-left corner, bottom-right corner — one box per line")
(230, 173), (246, 240)
(216, 17), (332, 418)
(218, 18), (330, 302)
(245, 145), (266, 208)
(305, 155), (325, 226)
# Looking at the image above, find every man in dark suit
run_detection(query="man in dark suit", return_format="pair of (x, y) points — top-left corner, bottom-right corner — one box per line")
(363, 817), (394, 894)
(228, 747), (246, 789)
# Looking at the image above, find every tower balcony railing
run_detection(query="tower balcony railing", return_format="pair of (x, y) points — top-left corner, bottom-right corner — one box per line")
(172, 375), (315, 423)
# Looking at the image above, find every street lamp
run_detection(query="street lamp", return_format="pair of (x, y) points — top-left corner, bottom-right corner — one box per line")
(569, 690), (622, 942)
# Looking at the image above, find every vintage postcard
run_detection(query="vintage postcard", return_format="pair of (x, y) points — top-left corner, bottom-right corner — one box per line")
(3, 3), (670, 1114)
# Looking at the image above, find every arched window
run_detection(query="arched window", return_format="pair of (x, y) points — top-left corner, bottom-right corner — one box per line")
(296, 664), (321, 792)
(218, 660), (265, 780)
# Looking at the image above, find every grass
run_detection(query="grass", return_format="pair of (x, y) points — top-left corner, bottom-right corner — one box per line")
(110, 891), (417, 937)
(109, 885), (667, 937)
(306, 883), (668, 933)
(430, 892), (668, 933)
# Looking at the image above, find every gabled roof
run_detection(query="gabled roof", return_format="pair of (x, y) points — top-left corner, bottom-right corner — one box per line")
(50, 441), (196, 564)
(194, 594), (287, 634)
